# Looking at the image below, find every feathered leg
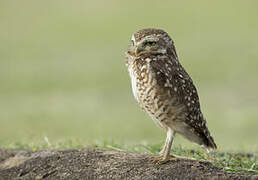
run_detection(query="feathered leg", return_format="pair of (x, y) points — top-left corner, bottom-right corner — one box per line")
(150, 128), (177, 164)
(160, 128), (176, 161)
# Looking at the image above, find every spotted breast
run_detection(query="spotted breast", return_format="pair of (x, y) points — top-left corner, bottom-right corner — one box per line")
(127, 55), (179, 129)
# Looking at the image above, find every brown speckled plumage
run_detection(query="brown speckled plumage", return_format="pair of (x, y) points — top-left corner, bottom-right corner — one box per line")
(125, 28), (216, 162)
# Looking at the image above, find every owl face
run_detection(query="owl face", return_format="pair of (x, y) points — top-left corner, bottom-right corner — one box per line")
(127, 28), (174, 58)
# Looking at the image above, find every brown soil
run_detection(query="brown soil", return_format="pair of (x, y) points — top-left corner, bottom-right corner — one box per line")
(0, 148), (257, 180)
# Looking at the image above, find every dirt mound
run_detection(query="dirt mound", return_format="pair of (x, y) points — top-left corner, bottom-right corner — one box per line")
(0, 148), (257, 180)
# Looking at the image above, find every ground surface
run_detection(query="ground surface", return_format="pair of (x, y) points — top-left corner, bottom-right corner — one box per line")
(0, 148), (257, 180)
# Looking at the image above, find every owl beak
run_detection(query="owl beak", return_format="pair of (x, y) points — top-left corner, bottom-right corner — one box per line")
(135, 46), (145, 56)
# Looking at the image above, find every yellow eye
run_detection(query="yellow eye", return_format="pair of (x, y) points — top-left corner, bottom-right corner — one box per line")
(145, 41), (156, 46)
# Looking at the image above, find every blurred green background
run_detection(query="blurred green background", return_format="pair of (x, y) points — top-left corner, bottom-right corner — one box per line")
(0, 0), (257, 152)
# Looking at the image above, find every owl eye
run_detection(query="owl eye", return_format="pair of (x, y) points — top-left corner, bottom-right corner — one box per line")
(145, 41), (157, 46)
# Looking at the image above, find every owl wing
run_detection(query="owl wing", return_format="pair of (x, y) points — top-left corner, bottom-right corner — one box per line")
(150, 56), (217, 150)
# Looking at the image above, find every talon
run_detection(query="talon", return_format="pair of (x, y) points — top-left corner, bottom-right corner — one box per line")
(149, 155), (178, 164)
(149, 155), (168, 164)
(168, 155), (177, 161)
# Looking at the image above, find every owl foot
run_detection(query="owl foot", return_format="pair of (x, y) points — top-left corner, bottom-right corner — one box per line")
(148, 155), (177, 164)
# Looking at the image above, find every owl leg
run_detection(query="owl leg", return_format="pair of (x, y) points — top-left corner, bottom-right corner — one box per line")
(159, 128), (176, 161)
(149, 128), (176, 164)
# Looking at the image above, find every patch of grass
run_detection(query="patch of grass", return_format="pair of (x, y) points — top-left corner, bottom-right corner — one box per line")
(0, 138), (85, 151)
(1, 139), (257, 174)
(213, 152), (258, 174)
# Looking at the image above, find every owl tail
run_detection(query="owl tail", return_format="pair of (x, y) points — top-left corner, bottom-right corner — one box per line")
(201, 135), (217, 153)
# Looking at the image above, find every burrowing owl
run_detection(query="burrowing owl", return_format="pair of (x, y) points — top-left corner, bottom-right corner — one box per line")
(125, 28), (217, 163)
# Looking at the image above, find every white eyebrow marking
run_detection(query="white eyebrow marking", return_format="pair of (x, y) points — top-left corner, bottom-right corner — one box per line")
(131, 35), (136, 44)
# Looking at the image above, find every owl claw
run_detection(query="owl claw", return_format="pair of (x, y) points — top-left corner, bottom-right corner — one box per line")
(149, 155), (167, 164)
(149, 155), (177, 164)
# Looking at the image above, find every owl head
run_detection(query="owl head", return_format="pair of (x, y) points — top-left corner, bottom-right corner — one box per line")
(127, 28), (176, 58)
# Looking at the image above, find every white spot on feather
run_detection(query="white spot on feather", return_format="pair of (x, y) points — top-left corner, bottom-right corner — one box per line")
(146, 58), (151, 63)
(141, 65), (147, 71)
